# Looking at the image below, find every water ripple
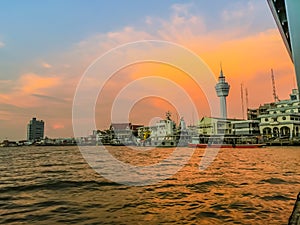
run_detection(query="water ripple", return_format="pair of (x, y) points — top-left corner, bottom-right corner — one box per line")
(0, 146), (299, 224)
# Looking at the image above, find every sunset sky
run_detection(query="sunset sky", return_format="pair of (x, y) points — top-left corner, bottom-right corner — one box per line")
(0, 0), (296, 140)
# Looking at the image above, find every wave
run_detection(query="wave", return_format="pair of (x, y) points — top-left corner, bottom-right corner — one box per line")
(260, 194), (293, 201)
(258, 178), (287, 184)
(1, 180), (122, 193)
(258, 177), (299, 185)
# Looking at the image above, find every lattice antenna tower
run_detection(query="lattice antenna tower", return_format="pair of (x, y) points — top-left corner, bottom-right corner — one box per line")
(241, 83), (245, 120)
(271, 69), (280, 102)
(245, 88), (249, 110)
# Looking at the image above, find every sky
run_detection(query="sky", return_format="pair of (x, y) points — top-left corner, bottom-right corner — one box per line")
(0, 0), (296, 140)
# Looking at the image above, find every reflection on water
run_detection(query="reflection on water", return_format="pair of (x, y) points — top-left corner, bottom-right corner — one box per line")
(0, 146), (299, 224)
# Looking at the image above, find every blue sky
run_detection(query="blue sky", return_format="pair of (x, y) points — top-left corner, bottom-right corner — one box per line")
(0, 0), (275, 81)
(0, 1), (295, 140)
(0, 0), (274, 67)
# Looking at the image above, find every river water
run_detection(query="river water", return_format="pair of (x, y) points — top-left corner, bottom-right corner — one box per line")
(0, 146), (299, 225)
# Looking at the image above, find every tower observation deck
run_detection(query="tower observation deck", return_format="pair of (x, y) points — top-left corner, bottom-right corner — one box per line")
(215, 68), (230, 119)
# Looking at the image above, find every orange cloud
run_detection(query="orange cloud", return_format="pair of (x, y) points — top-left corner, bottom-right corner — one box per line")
(52, 123), (65, 129)
(0, 73), (64, 113)
(94, 61), (211, 129)
(201, 29), (291, 77)
(18, 73), (60, 93)
(41, 62), (52, 69)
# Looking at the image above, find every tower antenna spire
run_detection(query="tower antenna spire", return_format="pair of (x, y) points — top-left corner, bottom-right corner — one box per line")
(220, 62), (224, 77)
(271, 68), (280, 102)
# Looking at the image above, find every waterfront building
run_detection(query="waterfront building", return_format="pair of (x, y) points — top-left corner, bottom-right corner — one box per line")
(27, 117), (44, 141)
(232, 120), (260, 136)
(150, 113), (176, 137)
(110, 123), (133, 145)
(191, 117), (261, 147)
(215, 68), (230, 119)
(198, 116), (260, 136)
(198, 117), (236, 135)
(109, 123), (143, 145)
(258, 89), (300, 139)
(137, 112), (178, 147)
(247, 103), (275, 120)
(95, 130), (111, 145)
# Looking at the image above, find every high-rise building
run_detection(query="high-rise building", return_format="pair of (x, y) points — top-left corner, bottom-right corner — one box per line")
(27, 117), (44, 141)
(215, 68), (230, 119)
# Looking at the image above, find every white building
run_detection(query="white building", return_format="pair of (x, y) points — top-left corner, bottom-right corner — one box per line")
(198, 117), (235, 135)
(259, 89), (300, 139)
(232, 120), (260, 136)
(198, 117), (260, 136)
(137, 112), (178, 147)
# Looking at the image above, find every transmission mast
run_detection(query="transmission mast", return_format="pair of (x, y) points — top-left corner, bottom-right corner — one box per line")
(271, 69), (280, 102)
(241, 83), (245, 119)
(245, 88), (249, 110)
(245, 88), (249, 119)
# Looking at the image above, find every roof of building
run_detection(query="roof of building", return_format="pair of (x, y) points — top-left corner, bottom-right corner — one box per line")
(110, 123), (144, 130)
(110, 123), (131, 130)
(200, 116), (242, 122)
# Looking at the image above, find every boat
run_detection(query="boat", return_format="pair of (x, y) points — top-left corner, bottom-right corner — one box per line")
(188, 143), (265, 148)
(188, 135), (265, 148)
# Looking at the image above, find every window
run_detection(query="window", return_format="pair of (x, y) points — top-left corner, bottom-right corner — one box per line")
(282, 116), (286, 120)
(265, 118), (269, 122)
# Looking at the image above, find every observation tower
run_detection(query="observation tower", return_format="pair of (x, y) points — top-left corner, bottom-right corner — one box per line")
(215, 68), (230, 119)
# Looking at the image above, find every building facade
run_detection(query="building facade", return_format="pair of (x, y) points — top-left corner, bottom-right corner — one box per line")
(232, 120), (260, 136)
(137, 112), (178, 147)
(259, 89), (300, 139)
(27, 117), (44, 141)
(198, 116), (260, 136)
(109, 123), (142, 145)
(247, 103), (275, 120)
(198, 117), (234, 135)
